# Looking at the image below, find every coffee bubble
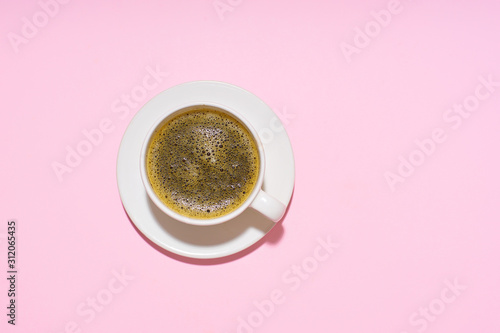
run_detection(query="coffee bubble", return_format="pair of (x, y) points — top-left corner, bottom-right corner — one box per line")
(146, 107), (259, 219)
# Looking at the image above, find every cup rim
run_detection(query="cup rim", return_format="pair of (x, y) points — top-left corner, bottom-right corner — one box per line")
(139, 101), (266, 226)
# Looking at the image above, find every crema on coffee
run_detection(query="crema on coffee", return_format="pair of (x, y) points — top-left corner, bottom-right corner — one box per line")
(146, 106), (260, 219)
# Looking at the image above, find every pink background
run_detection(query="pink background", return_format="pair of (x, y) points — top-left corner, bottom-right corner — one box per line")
(1, 0), (500, 332)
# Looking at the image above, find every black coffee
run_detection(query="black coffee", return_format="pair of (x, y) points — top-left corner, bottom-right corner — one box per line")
(146, 106), (260, 219)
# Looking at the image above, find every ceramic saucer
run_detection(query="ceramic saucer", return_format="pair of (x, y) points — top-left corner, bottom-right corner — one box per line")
(116, 81), (295, 259)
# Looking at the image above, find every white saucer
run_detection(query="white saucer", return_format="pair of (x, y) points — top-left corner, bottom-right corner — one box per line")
(116, 81), (295, 259)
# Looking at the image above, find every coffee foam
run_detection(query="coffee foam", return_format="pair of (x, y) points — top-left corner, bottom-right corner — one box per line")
(146, 106), (260, 219)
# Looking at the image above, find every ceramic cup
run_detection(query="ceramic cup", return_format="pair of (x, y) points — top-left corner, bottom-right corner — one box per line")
(139, 101), (286, 226)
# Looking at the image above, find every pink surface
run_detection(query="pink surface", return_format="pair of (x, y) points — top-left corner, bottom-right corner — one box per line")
(1, 0), (500, 332)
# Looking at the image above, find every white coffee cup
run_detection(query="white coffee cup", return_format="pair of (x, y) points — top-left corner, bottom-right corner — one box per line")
(139, 102), (286, 226)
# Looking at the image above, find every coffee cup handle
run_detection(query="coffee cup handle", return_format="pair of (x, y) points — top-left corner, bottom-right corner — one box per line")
(250, 190), (286, 222)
